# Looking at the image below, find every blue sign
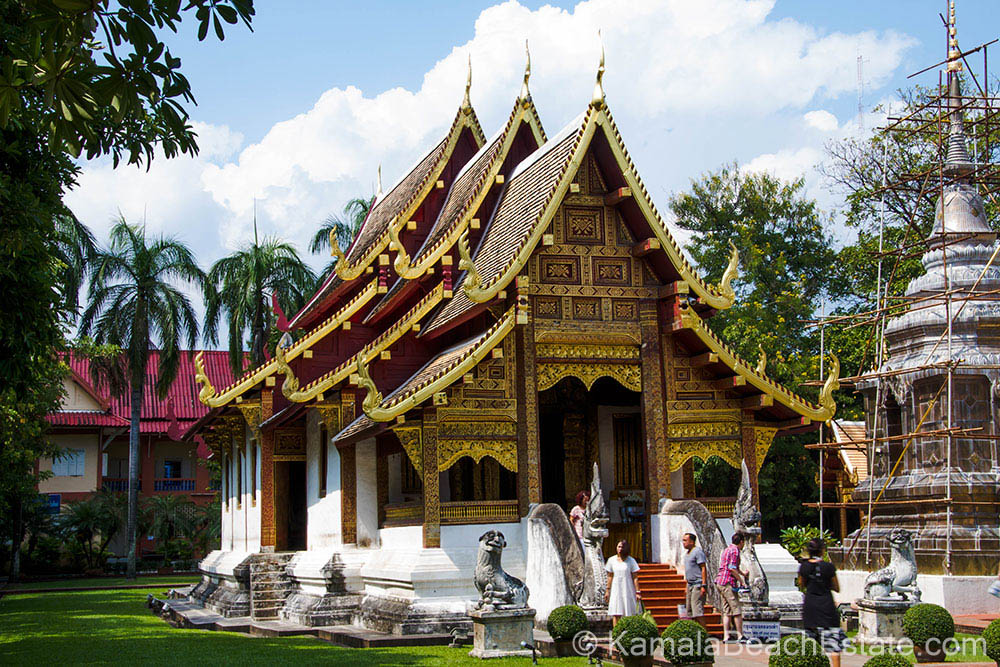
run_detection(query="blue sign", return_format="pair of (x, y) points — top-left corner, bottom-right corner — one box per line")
(743, 620), (781, 643)
(45, 494), (61, 514)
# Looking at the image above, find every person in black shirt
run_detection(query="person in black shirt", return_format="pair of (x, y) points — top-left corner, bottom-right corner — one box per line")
(797, 538), (844, 667)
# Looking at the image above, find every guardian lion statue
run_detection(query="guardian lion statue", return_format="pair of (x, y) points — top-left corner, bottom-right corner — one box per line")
(864, 528), (921, 602)
(474, 530), (529, 609)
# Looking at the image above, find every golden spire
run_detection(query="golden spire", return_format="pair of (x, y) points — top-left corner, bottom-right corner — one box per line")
(948, 0), (963, 72)
(462, 53), (473, 112)
(591, 32), (606, 109)
(519, 40), (531, 104)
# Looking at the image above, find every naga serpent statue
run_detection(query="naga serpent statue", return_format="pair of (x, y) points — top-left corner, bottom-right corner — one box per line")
(732, 459), (768, 605)
(579, 463), (610, 609)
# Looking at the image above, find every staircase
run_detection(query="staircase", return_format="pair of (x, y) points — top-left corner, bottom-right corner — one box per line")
(250, 554), (295, 621)
(637, 563), (723, 634)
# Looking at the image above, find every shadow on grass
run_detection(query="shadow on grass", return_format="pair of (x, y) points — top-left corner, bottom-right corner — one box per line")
(0, 589), (587, 665)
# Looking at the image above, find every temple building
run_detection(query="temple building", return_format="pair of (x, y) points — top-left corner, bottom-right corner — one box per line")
(187, 54), (838, 631)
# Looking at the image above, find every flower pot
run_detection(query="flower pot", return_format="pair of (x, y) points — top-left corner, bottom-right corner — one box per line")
(913, 643), (946, 663)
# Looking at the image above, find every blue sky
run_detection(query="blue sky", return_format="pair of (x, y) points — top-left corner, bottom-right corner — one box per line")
(65, 0), (998, 300)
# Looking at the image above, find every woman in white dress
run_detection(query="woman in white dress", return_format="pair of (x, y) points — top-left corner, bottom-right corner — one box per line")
(604, 539), (641, 625)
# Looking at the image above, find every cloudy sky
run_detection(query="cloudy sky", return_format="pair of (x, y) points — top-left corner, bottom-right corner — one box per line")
(65, 0), (996, 315)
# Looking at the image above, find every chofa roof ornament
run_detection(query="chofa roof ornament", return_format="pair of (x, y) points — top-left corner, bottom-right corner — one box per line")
(591, 33), (605, 110)
(462, 53), (473, 114)
(519, 40), (531, 105)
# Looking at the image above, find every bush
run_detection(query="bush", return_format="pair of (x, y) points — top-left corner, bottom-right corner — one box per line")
(902, 603), (954, 646)
(982, 617), (1000, 664)
(547, 605), (587, 641)
(661, 619), (713, 665)
(611, 615), (660, 657)
(862, 653), (910, 667)
(768, 634), (830, 667)
(780, 526), (839, 559)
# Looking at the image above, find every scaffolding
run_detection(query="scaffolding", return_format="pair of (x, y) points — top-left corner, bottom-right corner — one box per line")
(809, 6), (1000, 572)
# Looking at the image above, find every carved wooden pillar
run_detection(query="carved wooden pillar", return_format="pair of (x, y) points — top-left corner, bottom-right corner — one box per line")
(639, 301), (666, 513)
(563, 411), (586, 506)
(422, 410), (441, 548)
(740, 412), (760, 506)
(661, 329), (677, 498)
(340, 444), (356, 544)
(516, 318), (541, 514)
(377, 448), (388, 526)
(682, 459), (696, 497)
(258, 391), (275, 550)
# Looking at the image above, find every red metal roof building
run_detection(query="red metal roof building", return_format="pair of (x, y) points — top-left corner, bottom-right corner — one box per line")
(40, 351), (237, 520)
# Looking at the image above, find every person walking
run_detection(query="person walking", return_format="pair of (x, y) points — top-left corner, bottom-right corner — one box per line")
(715, 533), (747, 643)
(797, 538), (844, 667)
(682, 532), (708, 629)
(604, 539), (641, 626)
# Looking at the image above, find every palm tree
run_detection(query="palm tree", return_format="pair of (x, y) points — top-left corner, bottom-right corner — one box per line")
(309, 196), (373, 276)
(142, 494), (196, 562)
(53, 213), (97, 316)
(204, 225), (316, 376)
(80, 218), (204, 579)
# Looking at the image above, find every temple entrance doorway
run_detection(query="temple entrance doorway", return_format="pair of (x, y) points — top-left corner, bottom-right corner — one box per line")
(274, 460), (307, 551)
(537, 375), (648, 559)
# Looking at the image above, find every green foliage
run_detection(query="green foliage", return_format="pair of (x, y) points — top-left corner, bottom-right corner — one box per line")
(0, 0), (255, 166)
(310, 196), (373, 253)
(203, 235), (316, 375)
(902, 603), (954, 646)
(670, 165), (844, 535)
(611, 615), (660, 657)
(661, 619), (713, 665)
(546, 604), (587, 640)
(768, 634), (830, 667)
(60, 489), (127, 569)
(780, 526), (839, 559)
(982, 617), (1000, 663)
(141, 494), (196, 561)
(861, 653), (910, 667)
(693, 456), (739, 497)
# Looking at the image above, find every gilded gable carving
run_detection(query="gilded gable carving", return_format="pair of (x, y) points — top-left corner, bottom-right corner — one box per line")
(592, 257), (630, 286)
(563, 207), (604, 244)
(539, 255), (580, 284)
(572, 297), (601, 320)
(534, 296), (561, 319)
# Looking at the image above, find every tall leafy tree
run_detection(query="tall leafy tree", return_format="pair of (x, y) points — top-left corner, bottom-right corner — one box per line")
(309, 196), (373, 277)
(670, 165), (841, 534)
(0, 0), (252, 579)
(80, 219), (204, 578)
(205, 229), (316, 376)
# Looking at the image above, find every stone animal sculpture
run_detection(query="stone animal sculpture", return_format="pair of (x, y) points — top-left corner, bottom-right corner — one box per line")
(579, 463), (610, 609)
(474, 530), (529, 609)
(732, 459), (768, 605)
(864, 528), (921, 601)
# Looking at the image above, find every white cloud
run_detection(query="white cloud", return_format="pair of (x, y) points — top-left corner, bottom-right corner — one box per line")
(67, 0), (916, 275)
(804, 110), (839, 133)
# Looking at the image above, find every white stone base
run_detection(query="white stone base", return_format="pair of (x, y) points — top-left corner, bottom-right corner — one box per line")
(835, 570), (1000, 615)
(856, 598), (911, 646)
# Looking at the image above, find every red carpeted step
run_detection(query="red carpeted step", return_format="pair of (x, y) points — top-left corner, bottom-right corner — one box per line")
(635, 562), (726, 635)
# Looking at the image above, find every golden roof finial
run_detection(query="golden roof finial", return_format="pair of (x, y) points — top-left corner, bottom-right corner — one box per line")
(591, 31), (606, 109)
(520, 40), (531, 103)
(376, 164), (383, 200)
(948, 0), (963, 72)
(462, 53), (473, 112)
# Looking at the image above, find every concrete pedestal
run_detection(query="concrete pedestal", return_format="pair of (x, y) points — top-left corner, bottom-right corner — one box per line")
(856, 598), (913, 646)
(742, 603), (782, 643)
(468, 607), (536, 659)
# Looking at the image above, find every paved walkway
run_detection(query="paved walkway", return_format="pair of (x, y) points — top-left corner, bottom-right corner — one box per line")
(955, 613), (999, 633)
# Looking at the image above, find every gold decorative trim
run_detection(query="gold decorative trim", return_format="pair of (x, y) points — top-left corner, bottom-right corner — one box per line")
(235, 403), (261, 441)
(667, 422), (739, 438)
(668, 409), (740, 425)
(535, 343), (639, 360)
(194, 279), (378, 407)
(316, 404), (340, 436)
(286, 283), (446, 403)
(536, 362), (641, 393)
(358, 306), (517, 422)
(392, 425), (422, 472)
(675, 302), (839, 421)
(754, 426), (779, 473)
(669, 440), (742, 471)
(438, 439), (518, 473)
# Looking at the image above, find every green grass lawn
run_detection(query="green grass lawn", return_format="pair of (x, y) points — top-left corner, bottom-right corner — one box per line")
(5, 574), (200, 591)
(0, 588), (590, 665)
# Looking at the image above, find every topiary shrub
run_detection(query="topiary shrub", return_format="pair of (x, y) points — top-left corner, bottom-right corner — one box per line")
(661, 619), (713, 664)
(902, 603), (954, 647)
(546, 604), (588, 641)
(768, 634), (830, 667)
(981, 617), (1000, 665)
(862, 653), (910, 667)
(612, 614), (660, 657)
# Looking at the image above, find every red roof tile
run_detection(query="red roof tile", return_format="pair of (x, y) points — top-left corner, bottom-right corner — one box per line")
(58, 351), (237, 433)
(46, 411), (130, 428)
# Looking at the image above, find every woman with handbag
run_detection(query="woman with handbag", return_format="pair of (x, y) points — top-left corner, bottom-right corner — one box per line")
(797, 538), (845, 667)
(605, 539), (641, 626)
